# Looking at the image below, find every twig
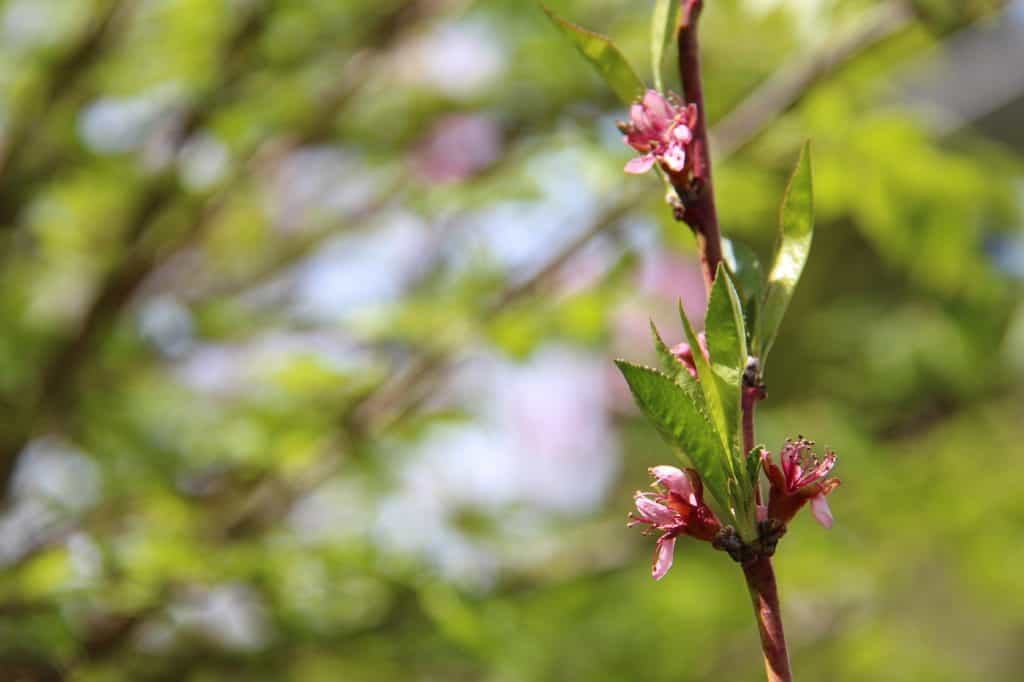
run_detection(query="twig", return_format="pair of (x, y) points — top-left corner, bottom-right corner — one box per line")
(360, 189), (645, 435)
(675, 0), (723, 293)
(743, 556), (793, 682)
(0, 0), (127, 184)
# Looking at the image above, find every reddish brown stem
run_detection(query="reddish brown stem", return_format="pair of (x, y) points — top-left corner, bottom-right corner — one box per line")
(743, 556), (793, 682)
(676, 5), (790, 677)
(676, 0), (722, 292)
(742, 389), (757, 455)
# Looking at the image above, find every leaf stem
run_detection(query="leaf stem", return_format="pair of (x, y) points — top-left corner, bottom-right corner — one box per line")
(742, 556), (793, 682)
(742, 386), (762, 505)
(675, 0), (722, 293)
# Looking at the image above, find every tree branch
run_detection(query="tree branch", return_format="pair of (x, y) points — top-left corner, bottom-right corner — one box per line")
(675, 0), (723, 293)
(712, 0), (915, 159)
(743, 556), (793, 682)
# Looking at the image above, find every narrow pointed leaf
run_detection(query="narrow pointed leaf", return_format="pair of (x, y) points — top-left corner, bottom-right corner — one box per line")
(703, 266), (747, 477)
(615, 360), (731, 512)
(677, 300), (734, 474)
(650, 0), (678, 92)
(704, 266), (758, 535)
(754, 141), (814, 365)
(542, 6), (645, 105)
(705, 265), (747, 392)
(649, 319), (684, 379)
(721, 237), (764, 335)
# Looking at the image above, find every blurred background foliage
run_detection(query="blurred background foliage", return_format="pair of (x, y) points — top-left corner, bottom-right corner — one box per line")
(0, 0), (1022, 680)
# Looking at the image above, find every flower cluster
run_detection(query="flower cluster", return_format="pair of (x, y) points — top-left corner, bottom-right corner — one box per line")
(761, 437), (841, 529)
(629, 465), (722, 580)
(619, 90), (697, 176)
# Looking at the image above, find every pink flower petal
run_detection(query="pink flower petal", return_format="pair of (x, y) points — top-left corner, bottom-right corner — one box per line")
(650, 466), (696, 505)
(672, 124), (692, 144)
(661, 144), (686, 172)
(635, 494), (675, 525)
(810, 494), (834, 529)
(652, 535), (676, 580)
(624, 154), (656, 174)
(631, 106), (657, 139)
(642, 90), (673, 133)
(629, 103), (645, 125)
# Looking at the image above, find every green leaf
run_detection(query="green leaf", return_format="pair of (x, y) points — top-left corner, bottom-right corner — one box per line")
(650, 0), (678, 92)
(679, 284), (758, 539)
(649, 320), (708, 415)
(754, 141), (814, 365)
(677, 299), (731, 464)
(614, 360), (730, 513)
(649, 319), (681, 378)
(721, 237), (764, 335)
(704, 267), (754, 525)
(705, 265), (747, 394)
(542, 5), (645, 105)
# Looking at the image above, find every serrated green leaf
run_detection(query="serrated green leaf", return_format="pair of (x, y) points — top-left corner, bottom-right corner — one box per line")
(542, 5), (645, 105)
(648, 319), (703, 404)
(650, 0), (678, 92)
(754, 141), (814, 366)
(649, 319), (682, 378)
(614, 360), (731, 513)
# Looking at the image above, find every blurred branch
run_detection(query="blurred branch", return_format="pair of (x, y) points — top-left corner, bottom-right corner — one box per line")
(213, 190), (645, 539)
(361, 191), (645, 435)
(159, 175), (406, 303)
(0, 3), (280, 493)
(0, 0), (128, 187)
(0, 0), (448, 499)
(711, 0), (916, 158)
(32, 0), (427, 394)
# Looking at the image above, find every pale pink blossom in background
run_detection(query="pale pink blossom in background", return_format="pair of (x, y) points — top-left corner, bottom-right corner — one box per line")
(413, 114), (503, 184)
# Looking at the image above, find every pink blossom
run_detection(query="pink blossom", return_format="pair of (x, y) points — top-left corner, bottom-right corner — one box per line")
(629, 466), (722, 580)
(761, 438), (840, 529)
(619, 90), (698, 176)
